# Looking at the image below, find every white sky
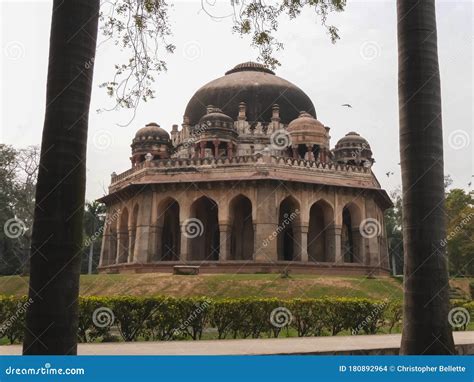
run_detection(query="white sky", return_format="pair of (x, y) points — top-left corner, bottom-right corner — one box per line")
(1, 0), (472, 201)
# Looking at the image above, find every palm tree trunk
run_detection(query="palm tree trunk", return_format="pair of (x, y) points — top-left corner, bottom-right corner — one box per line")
(23, 0), (99, 355)
(397, 0), (455, 354)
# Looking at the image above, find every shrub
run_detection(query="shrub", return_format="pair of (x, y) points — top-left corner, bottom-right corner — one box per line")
(0, 295), (435, 342)
(0, 296), (30, 344)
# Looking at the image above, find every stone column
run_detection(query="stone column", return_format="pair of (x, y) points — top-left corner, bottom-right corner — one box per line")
(180, 224), (189, 262)
(291, 145), (298, 159)
(238, 102), (246, 120)
(115, 230), (127, 263)
(199, 141), (206, 158)
(133, 193), (153, 264)
(219, 223), (231, 261)
(294, 225), (308, 262)
(324, 223), (336, 262)
(99, 231), (110, 266)
(227, 142), (233, 159)
(328, 224), (343, 263)
(127, 228), (136, 263)
(213, 139), (220, 158)
(254, 185), (278, 262)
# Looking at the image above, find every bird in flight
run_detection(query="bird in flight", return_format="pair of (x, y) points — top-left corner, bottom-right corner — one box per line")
(341, 104), (352, 108)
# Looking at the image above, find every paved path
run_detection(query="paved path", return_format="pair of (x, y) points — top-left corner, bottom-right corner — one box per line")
(2, 332), (473, 355)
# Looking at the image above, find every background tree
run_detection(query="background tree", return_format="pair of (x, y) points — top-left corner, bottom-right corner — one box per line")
(445, 189), (474, 276)
(384, 189), (403, 275)
(82, 201), (106, 274)
(0, 145), (39, 275)
(397, 0), (455, 354)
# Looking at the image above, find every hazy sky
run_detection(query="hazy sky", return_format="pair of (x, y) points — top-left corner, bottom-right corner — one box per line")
(1, 0), (472, 201)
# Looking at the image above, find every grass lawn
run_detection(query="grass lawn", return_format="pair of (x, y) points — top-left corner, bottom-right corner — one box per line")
(0, 273), (471, 300)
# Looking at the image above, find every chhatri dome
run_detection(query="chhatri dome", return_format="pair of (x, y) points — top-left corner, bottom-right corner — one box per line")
(98, 61), (391, 275)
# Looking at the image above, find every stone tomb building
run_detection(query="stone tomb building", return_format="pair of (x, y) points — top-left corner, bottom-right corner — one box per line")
(98, 62), (392, 275)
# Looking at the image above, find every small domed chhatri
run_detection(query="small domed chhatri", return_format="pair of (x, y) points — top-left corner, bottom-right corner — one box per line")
(334, 131), (374, 166)
(287, 111), (330, 161)
(131, 122), (171, 164)
(98, 62), (391, 275)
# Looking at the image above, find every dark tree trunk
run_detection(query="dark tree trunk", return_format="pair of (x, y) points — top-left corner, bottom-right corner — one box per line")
(397, 0), (455, 354)
(23, 0), (99, 355)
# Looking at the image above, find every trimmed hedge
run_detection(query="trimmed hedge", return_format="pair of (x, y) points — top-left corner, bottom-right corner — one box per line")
(0, 296), (472, 344)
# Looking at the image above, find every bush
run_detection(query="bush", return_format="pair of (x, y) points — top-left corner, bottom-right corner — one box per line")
(3, 295), (470, 343)
(0, 296), (30, 344)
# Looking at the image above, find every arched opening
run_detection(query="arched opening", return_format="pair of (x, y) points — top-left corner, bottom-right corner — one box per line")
(342, 203), (362, 263)
(129, 204), (139, 262)
(308, 200), (333, 262)
(277, 196), (300, 261)
(229, 195), (254, 260)
(107, 219), (118, 265)
(189, 196), (220, 261)
(158, 198), (180, 261)
(117, 207), (129, 263)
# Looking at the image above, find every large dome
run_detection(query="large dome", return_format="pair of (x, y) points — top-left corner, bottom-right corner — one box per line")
(184, 62), (316, 126)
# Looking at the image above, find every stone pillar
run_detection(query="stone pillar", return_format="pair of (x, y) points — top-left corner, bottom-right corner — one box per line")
(219, 223), (231, 261)
(99, 231), (110, 266)
(180, 224), (189, 262)
(127, 228), (136, 263)
(291, 145), (298, 159)
(271, 104), (280, 122)
(238, 102), (246, 120)
(306, 144), (313, 161)
(133, 193), (153, 264)
(115, 230), (127, 263)
(199, 141), (206, 158)
(227, 142), (233, 159)
(254, 185), (278, 262)
(295, 225), (309, 262)
(324, 224), (336, 262)
(329, 224), (343, 263)
(213, 139), (220, 158)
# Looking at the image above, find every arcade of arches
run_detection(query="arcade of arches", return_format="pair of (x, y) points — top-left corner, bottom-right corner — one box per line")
(99, 183), (390, 274)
